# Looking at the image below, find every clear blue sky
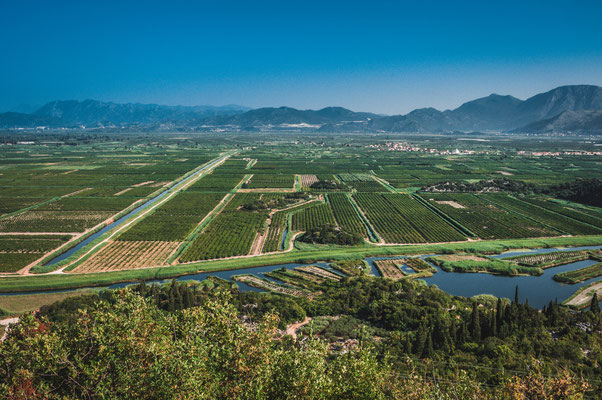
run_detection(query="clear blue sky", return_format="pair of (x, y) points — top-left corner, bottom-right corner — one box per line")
(1, 0), (601, 114)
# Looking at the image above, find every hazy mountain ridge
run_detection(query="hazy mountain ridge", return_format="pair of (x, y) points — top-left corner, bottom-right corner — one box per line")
(513, 110), (602, 134)
(1, 85), (601, 133)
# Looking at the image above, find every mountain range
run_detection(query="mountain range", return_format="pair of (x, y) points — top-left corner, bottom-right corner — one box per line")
(1, 85), (602, 134)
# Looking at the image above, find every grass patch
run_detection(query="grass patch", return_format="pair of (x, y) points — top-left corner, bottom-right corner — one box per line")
(0, 288), (100, 315)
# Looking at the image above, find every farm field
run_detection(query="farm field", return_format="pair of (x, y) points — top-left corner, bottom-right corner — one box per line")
(428, 254), (543, 276)
(0, 132), (600, 293)
(0, 235), (72, 273)
(73, 241), (180, 273)
(421, 193), (558, 239)
(502, 249), (600, 268)
(180, 194), (270, 261)
(327, 193), (368, 237)
(353, 193), (465, 243)
(373, 259), (406, 280)
(554, 262), (602, 284)
(479, 193), (602, 235)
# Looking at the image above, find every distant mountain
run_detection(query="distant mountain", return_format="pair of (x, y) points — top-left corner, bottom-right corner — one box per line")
(201, 85), (602, 133)
(0, 112), (55, 128)
(514, 110), (602, 134)
(399, 86), (602, 132)
(32, 100), (250, 127)
(202, 106), (378, 129)
(2, 85), (602, 133)
(514, 85), (602, 127)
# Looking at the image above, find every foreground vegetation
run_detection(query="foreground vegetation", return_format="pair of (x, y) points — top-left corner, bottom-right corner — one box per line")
(1, 276), (599, 399)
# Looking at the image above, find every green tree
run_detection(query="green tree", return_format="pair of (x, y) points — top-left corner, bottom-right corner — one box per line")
(471, 302), (481, 342)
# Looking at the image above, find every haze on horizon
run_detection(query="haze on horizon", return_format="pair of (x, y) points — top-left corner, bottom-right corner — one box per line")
(1, 0), (601, 115)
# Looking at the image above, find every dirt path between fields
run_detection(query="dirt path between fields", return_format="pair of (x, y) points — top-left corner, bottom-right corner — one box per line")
(285, 316), (311, 340)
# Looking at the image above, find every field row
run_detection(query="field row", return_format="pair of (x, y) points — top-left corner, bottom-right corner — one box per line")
(118, 193), (224, 241)
(422, 194), (558, 239)
(73, 241), (180, 273)
(180, 194), (269, 261)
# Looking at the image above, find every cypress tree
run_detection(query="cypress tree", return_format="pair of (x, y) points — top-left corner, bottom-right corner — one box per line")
(470, 302), (481, 342)
(404, 334), (413, 354)
(168, 290), (176, 312)
(414, 322), (427, 357)
(459, 322), (469, 344)
(496, 298), (504, 335)
(449, 322), (457, 345)
(424, 331), (434, 358)
(185, 289), (194, 308)
(514, 285), (520, 304)
(442, 326), (452, 353)
(176, 285), (184, 310)
(591, 293), (600, 314)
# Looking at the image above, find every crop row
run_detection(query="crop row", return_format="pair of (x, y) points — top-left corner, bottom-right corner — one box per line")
(292, 203), (336, 232)
(0, 197), (47, 215)
(295, 265), (342, 281)
(0, 211), (111, 233)
(424, 194), (557, 240)
(37, 197), (138, 211)
(262, 200), (323, 253)
(232, 274), (311, 297)
(118, 193), (224, 241)
(0, 236), (70, 253)
(0, 253), (42, 273)
(244, 174), (295, 189)
(383, 194), (466, 242)
(180, 195), (268, 261)
(553, 262), (602, 284)
(299, 175), (319, 187)
(353, 193), (425, 243)
(404, 257), (433, 272)
(519, 197), (602, 229)
(265, 268), (322, 289)
(479, 194), (602, 236)
(327, 193), (367, 236)
(262, 212), (287, 253)
(187, 173), (246, 192)
(504, 250), (594, 268)
(373, 259), (406, 280)
(73, 241), (180, 273)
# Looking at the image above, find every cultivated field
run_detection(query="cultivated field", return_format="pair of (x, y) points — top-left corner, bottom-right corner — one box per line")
(73, 241), (180, 273)
(0, 132), (601, 292)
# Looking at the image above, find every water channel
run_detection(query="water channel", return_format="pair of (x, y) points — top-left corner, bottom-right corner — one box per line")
(6, 245), (600, 309)
(44, 155), (229, 266)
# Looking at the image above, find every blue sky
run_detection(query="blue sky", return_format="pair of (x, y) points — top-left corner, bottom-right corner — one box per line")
(1, 0), (601, 114)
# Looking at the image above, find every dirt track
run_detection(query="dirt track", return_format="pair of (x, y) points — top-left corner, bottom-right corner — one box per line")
(285, 316), (311, 340)
(565, 281), (602, 307)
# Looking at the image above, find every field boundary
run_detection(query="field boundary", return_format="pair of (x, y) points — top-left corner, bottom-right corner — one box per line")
(346, 193), (381, 243)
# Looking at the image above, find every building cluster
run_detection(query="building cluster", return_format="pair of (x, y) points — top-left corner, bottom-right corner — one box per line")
(517, 150), (602, 156)
(367, 142), (486, 155)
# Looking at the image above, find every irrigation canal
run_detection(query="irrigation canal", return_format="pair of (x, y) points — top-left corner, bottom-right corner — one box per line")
(3, 245), (601, 309)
